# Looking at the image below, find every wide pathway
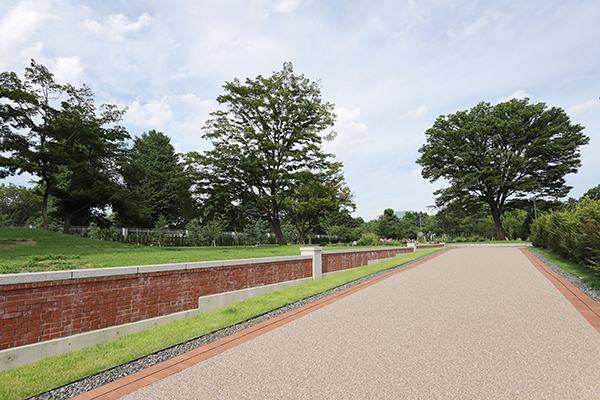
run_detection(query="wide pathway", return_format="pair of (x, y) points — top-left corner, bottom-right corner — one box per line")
(78, 248), (600, 399)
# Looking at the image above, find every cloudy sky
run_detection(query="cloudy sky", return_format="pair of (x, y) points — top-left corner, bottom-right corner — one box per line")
(1, 0), (599, 221)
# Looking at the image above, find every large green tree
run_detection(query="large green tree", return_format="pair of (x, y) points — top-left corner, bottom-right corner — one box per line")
(376, 208), (403, 239)
(0, 183), (41, 226)
(0, 60), (129, 232)
(200, 62), (337, 244)
(284, 162), (355, 244)
(323, 210), (362, 243)
(1, 61), (61, 229)
(117, 130), (193, 228)
(417, 98), (589, 240)
(50, 84), (129, 233)
(183, 150), (249, 234)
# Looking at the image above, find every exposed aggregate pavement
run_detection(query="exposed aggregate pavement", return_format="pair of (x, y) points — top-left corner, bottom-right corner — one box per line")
(33, 247), (600, 399)
(119, 247), (600, 399)
(31, 250), (443, 400)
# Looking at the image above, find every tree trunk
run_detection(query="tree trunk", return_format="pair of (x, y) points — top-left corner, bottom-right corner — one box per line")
(269, 217), (287, 245)
(62, 200), (95, 234)
(41, 192), (49, 230)
(489, 202), (506, 241)
(297, 231), (305, 245)
(62, 213), (73, 234)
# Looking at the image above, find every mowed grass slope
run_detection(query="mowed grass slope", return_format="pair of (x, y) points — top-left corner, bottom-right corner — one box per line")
(0, 228), (308, 273)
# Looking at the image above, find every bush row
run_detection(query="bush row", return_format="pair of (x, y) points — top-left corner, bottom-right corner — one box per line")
(530, 198), (600, 269)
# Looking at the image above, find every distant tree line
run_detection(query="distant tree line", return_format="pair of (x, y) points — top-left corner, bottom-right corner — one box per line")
(0, 61), (354, 243)
(1, 62), (593, 247)
(3, 180), (598, 247)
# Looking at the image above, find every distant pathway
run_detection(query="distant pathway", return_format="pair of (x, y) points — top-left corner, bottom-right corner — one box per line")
(78, 248), (600, 399)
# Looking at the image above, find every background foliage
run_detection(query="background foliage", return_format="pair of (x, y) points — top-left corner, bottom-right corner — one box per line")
(417, 98), (589, 240)
(530, 198), (600, 269)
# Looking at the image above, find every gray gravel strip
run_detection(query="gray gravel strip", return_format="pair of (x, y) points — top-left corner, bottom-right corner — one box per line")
(529, 249), (600, 305)
(29, 251), (444, 400)
(121, 247), (600, 399)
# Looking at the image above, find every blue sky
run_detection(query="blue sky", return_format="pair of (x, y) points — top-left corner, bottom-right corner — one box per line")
(1, 0), (599, 221)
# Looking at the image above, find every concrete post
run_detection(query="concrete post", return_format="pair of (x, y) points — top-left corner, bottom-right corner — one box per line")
(407, 242), (417, 252)
(300, 246), (323, 280)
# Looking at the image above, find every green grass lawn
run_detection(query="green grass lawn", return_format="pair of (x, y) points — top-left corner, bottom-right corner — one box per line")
(1, 228), (382, 273)
(0, 247), (443, 400)
(530, 247), (600, 291)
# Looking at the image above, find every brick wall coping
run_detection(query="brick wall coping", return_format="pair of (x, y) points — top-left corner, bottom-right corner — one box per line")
(321, 244), (442, 254)
(0, 244), (445, 286)
(321, 246), (408, 254)
(0, 255), (312, 285)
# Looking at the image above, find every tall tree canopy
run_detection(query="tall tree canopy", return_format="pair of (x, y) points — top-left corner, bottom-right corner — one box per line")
(417, 98), (589, 240)
(582, 184), (600, 200)
(375, 208), (402, 239)
(200, 62), (337, 244)
(0, 60), (129, 232)
(0, 183), (41, 226)
(117, 130), (193, 228)
(285, 162), (355, 244)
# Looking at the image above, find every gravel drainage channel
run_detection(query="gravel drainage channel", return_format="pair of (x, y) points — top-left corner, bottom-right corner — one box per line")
(29, 248), (600, 400)
(29, 251), (444, 400)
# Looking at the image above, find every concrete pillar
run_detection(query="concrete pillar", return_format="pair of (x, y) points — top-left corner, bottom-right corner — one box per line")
(300, 246), (323, 280)
(407, 242), (417, 252)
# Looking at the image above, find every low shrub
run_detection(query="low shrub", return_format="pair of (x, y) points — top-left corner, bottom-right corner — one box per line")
(530, 198), (600, 269)
(356, 232), (379, 246)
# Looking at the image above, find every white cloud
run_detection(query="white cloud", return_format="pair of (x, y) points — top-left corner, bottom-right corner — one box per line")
(272, 0), (302, 14)
(323, 107), (374, 162)
(448, 10), (503, 39)
(81, 13), (152, 41)
(400, 105), (427, 119)
(176, 94), (213, 110)
(51, 56), (85, 85)
(172, 94), (214, 147)
(121, 94), (215, 153)
(331, 107), (369, 147)
(569, 99), (600, 114)
(0, 0), (59, 63)
(410, 167), (423, 179)
(497, 90), (532, 104)
(124, 98), (173, 129)
(336, 107), (362, 122)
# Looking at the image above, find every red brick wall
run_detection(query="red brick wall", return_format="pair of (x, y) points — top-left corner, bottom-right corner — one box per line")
(0, 259), (312, 350)
(0, 245), (444, 351)
(322, 248), (414, 273)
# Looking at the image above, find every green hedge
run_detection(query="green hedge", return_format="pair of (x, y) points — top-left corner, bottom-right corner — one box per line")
(530, 198), (600, 269)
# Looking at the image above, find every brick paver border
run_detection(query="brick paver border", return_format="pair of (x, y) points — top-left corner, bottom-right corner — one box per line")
(520, 249), (600, 334)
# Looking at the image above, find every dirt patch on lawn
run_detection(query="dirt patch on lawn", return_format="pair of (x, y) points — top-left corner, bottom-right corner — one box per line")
(0, 240), (37, 249)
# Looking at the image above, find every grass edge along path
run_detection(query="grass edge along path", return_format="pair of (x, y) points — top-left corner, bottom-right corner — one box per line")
(0, 248), (442, 400)
(529, 247), (600, 291)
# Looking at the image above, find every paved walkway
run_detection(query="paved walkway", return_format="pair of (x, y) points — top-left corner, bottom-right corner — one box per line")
(75, 248), (600, 399)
